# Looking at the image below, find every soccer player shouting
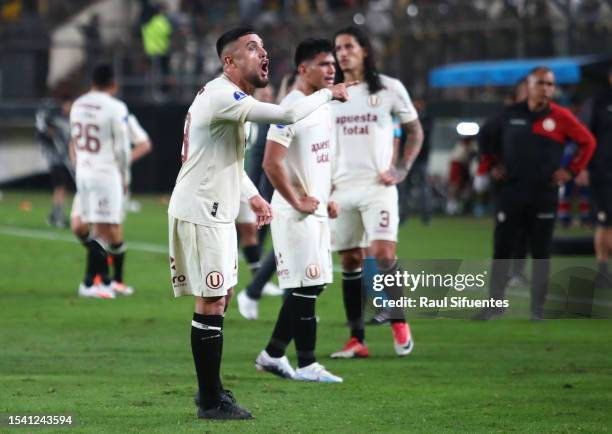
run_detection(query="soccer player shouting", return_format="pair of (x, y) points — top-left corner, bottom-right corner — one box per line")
(255, 38), (342, 383)
(330, 27), (423, 358)
(167, 28), (355, 420)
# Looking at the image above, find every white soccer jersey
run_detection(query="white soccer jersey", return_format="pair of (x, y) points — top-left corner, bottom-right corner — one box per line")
(168, 75), (333, 227)
(331, 74), (418, 188)
(127, 114), (149, 144)
(70, 90), (130, 182)
(267, 90), (334, 217)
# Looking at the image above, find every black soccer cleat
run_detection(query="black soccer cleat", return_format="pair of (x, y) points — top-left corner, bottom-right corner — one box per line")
(194, 389), (236, 407)
(197, 400), (254, 420)
(471, 306), (507, 321)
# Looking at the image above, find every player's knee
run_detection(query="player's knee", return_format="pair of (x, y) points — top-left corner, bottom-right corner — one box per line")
(375, 254), (396, 271)
(340, 251), (362, 271)
(196, 296), (226, 315)
(71, 219), (88, 240)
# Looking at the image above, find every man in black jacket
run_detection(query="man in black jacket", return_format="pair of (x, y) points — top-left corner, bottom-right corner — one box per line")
(475, 67), (596, 320)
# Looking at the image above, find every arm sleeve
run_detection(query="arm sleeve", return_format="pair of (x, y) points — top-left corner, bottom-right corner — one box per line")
(391, 79), (418, 124)
(266, 123), (296, 148)
(240, 169), (259, 201)
(127, 114), (150, 144)
(112, 103), (131, 184)
(245, 89), (332, 124)
(562, 109), (597, 175)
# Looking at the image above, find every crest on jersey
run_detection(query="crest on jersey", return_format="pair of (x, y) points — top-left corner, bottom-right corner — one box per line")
(367, 94), (381, 108)
(206, 271), (224, 289)
(233, 91), (247, 101)
(305, 263), (321, 279)
(542, 118), (556, 132)
(598, 211), (607, 222)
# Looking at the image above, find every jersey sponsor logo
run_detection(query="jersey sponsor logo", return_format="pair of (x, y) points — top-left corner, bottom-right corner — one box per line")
(542, 118), (556, 132)
(233, 91), (247, 101)
(206, 271), (224, 289)
(367, 94), (381, 108)
(306, 263), (321, 279)
(211, 202), (219, 217)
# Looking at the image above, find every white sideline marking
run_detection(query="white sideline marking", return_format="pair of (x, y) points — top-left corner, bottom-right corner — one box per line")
(0, 225), (167, 254)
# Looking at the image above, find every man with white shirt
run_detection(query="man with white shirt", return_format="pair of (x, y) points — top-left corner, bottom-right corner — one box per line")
(330, 27), (423, 359)
(70, 64), (131, 299)
(254, 38), (342, 383)
(167, 27), (355, 420)
(70, 111), (152, 297)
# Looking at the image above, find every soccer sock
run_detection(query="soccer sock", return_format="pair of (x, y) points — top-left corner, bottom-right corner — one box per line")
(243, 245), (261, 276)
(342, 269), (364, 342)
(380, 261), (406, 324)
(265, 292), (294, 357)
(246, 250), (276, 300)
(293, 287), (319, 368)
(109, 242), (126, 283)
(191, 313), (223, 411)
(83, 238), (106, 286)
(598, 261), (609, 274)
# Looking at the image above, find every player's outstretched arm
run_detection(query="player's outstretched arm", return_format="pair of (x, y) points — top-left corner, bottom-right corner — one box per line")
(246, 81), (358, 125)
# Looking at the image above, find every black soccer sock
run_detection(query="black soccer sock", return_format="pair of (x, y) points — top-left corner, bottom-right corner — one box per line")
(342, 269), (364, 342)
(380, 261), (406, 324)
(243, 245), (262, 276)
(109, 242), (126, 283)
(191, 313), (223, 411)
(246, 250), (276, 300)
(293, 287), (320, 368)
(83, 238), (106, 286)
(265, 293), (294, 357)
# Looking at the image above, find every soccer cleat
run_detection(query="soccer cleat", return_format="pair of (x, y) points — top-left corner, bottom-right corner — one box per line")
(507, 274), (529, 288)
(391, 322), (414, 357)
(255, 350), (296, 379)
(195, 389), (239, 408)
(237, 290), (258, 320)
(330, 337), (369, 359)
(262, 282), (283, 296)
(295, 362), (343, 383)
(197, 399), (254, 420)
(472, 306), (507, 321)
(111, 281), (134, 296)
(78, 283), (115, 299)
(367, 308), (392, 325)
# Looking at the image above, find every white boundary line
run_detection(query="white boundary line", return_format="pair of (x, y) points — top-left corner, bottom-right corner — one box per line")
(0, 225), (167, 254)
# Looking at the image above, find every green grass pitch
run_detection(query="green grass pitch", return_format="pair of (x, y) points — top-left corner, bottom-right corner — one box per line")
(1, 191), (611, 433)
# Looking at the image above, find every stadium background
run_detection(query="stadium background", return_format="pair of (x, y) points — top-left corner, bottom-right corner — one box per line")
(1, 0), (612, 431)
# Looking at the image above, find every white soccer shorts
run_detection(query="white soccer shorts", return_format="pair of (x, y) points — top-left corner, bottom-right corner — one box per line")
(330, 184), (399, 251)
(168, 216), (238, 297)
(270, 208), (333, 290)
(75, 173), (124, 224)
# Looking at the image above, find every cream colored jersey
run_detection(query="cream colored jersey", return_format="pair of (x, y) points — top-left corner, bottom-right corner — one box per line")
(332, 74), (418, 188)
(70, 90), (130, 182)
(266, 90), (334, 217)
(168, 75), (333, 227)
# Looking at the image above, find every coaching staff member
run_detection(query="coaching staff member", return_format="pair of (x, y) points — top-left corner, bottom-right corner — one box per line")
(586, 68), (612, 287)
(474, 66), (596, 320)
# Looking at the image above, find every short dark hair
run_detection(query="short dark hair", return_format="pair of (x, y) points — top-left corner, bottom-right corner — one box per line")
(92, 64), (114, 88)
(528, 66), (553, 77)
(216, 27), (256, 58)
(333, 26), (382, 94)
(294, 38), (333, 69)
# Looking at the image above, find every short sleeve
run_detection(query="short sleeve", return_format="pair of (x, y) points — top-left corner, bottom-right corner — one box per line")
(212, 88), (258, 123)
(390, 78), (418, 124)
(266, 123), (295, 148)
(127, 114), (149, 144)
